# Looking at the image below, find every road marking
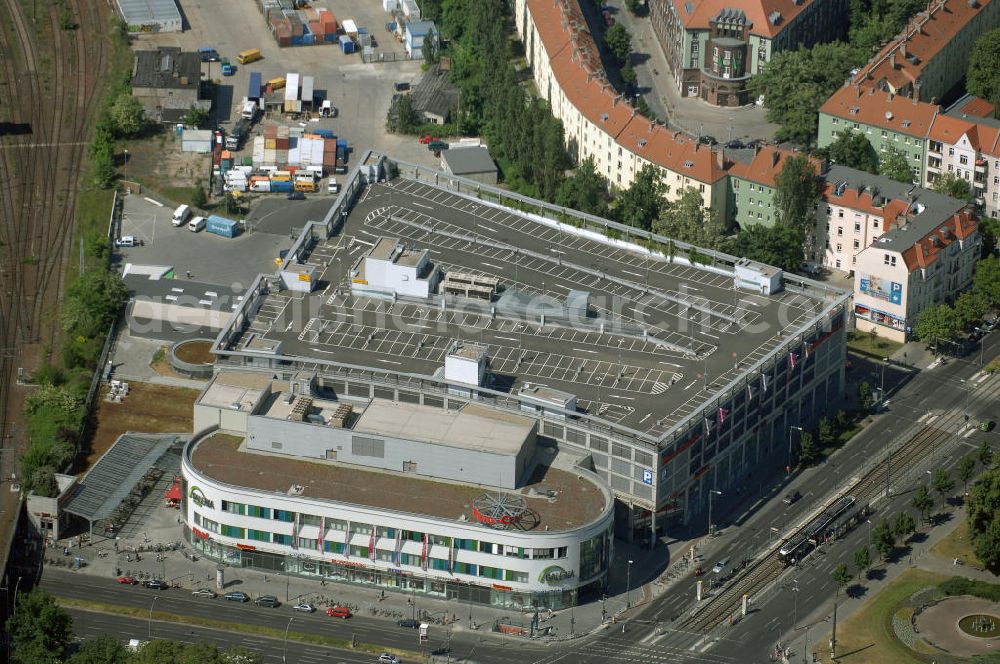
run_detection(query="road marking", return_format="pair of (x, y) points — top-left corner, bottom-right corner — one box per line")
(639, 413), (651, 424)
(573, 348), (599, 354)
(495, 335), (519, 342)
(607, 394), (635, 401)
(412, 202), (434, 210)
(963, 428), (976, 438)
(476, 224), (499, 234)
(143, 197), (165, 207)
(376, 359), (402, 365)
(309, 347), (337, 354)
(684, 380), (697, 390)
(481, 262), (503, 270)
(622, 269), (644, 278)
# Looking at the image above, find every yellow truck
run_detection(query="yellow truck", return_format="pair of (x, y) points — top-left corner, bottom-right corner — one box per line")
(267, 76), (286, 90)
(237, 48), (262, 65)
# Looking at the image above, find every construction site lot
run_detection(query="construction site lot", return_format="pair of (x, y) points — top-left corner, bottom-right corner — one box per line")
(229, 177), (833, 438)
(81, 382), (199, 473)
(131, 0), (437, 173)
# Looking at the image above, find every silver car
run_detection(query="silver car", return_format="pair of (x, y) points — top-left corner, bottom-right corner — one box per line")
(292, 602), (316, 613)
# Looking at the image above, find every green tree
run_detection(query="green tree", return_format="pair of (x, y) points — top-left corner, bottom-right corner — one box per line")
(653, 187), (723, 247)
(978, 441), (994, 469)
(834, 409), (850, 432)
(893, 512), (916, 541)
(91, 138), (116, 189)
(798, 431), (818, 467)
(390, 93), (421, 134)
(421, 27), (439, 64)
(59, 4), (76, 29)
(70, 634), (130, 664)
(820, 132), (877, 173)
(621, 62), (638, 87)
(727, 223), (804, 272)
(979, 215), (1000, 258)
(817, 417), (835, 450)
(967, 28), (1000, 108)
(625, 0), (642, 13)
(931, 172), (973, 200)
(6, 590), (72, 664)
(604, 23), (632, 64)
(613, 164), (664, 230)
(832, 562), (852, 589)
(872, 517), (896, 560)
(774, 155), (822, 238)
(857, 380), (873, 413)
(914, 304), (961, 347)
(932, 468), (955, 503)
(954, 291), (989, 330)
(556, 157), (609, 217)
(61, 270), (129, 339)
(184, 105), (210, 128)
(967, 468), (1000, 572)
(191, 185), (208, 209)
(853, 546), (871, 579)
(878, 146), (914, 183)
(109, 93), (146, 138)
(746, 42), (861, 144)
(975, 256), (1000, 307)
(912, 484), (934, 523)
(958, 455), (977, 492)
(974, 520), (1000, 574)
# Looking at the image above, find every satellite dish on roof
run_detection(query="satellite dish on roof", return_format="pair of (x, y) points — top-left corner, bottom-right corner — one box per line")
(885, 111), (893, 120)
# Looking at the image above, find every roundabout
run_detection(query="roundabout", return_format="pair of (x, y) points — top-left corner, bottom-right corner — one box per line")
(915, 596), (1000, 658)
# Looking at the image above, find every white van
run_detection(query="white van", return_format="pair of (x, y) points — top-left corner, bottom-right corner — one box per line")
(172, 204), (192, 227)
(328, 179), (340, 194)
(188, 216), (206, 232)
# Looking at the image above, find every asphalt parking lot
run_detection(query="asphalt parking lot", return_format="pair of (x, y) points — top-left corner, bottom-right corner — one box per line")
(117, 193), (295, 287)
(141, 0), (437, 169)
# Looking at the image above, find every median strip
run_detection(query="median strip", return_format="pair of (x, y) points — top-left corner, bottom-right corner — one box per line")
(56, 597), (429, 661)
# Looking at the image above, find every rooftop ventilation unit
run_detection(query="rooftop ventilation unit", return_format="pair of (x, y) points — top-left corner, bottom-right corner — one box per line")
(683, 160), (694, 168)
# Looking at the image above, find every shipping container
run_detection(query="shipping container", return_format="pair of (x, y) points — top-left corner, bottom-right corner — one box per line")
(237, 48), (262, 64)
(248, 72), (263, 101)
(206, 215), (239, 238)
(271, 171), (292, 181)
(251, 179), (272, 193)
(270, 179), (294, 192)
(301, 76), (314, 108)
(285, 73), (300, 101)
(294, 180), (316, 192)
(268, 77), (286, 91)
(339, 35), (355, 53)
(312, 128), (335, 139)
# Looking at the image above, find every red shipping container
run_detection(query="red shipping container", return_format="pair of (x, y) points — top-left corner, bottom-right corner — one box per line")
(323, 15), (337, 33)
(264, 125), (278, 139)
(278, 35), (292, 47)
(309, 20), (321, 35)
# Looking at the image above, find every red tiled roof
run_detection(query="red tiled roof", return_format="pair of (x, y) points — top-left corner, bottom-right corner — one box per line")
(527, 0), (727, 184)
(955, 96), (996, 119)
(671, 0), (815, 38)
(900, 209), (978, 271)
(852, 0), (994, 97)
(728, 145), (810, 187)
(820, 84), (939, 136)
(823, 181), (911, 221)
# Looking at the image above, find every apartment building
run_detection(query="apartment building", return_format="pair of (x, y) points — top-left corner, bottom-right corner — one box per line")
(925, 112), (1000, 216)
(648, 0), (847, 106)
(850, 0), (999, 105)
(817, 165), (966, 274)
(728, 145), (820, 228)
(517, 0), (729, 210)
(854, 207), (980, 342)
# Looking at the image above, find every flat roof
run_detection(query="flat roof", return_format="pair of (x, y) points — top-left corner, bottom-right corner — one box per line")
(353, 399), (535, 455)
(190, 432), (606, 531)
(442, 147), (497, 175)
(133, 48), (199, 91)
(220, 176), (840, 439)
(117, 0), (181, 24)
(198, 371), (273, 411)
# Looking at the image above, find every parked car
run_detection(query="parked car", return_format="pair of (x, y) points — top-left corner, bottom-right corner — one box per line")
(378, 654), (401, 664)
(724, 139), (745, 149)
(224, 591), (250, 602)
(782, 490), (801, 505)
(254, 595), (280, 608)
(198, 47), (220, 62)
(117, 575), (138, 585)
(192, 588), (217, 599)
(698, 135), (718, 146)
(143, 579), (169, 590)
(981, 419), (995, 432)
(328, 179), (341, 194)
(745, 139), (762, 149)
(393, 81), (410, 92)
(293, 602), (316, 613)
(287, 191), (306, 200)
(115, 235), (137, 248)
(396, 618), (420, 629)
(711, 557), (730, 574)
(326, 606), (352, 619)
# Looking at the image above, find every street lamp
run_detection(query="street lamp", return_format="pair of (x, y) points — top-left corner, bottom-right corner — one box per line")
(788, 426), (803, 472)
(792, 580), (799, 630)
(866, 519), (873, 547)
(708, 489), (722, 537)
(123, 148), (129, 186)
(626, 559), (634, 609)
(975, 328), (986, 366)
(283, 617), (294, 664)
(12, 576), (22, 618)
(148, 595), (160, 640)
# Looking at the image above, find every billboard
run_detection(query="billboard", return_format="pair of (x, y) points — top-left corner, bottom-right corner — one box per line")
(859, 274), (902, 305)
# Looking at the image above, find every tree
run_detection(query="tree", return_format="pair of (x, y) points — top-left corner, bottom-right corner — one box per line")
(832, 562), (852, 589)
(954, 291), (989, 330)
(857, 381), (873, 413)
(184, 105), (210, 128)
(390, 93), (421, 134)
(727, 223), (804, 272)
(967, 468), (1000, 572)
(931, 172), (973, 200)
(109, 93), (146, 138)
(967, 28), (1000, 108)
(59, 4), (76, 30)
(978, 441), (994, 469)
(872, 517), (896, 560)
(604, 23), (632, 64)
(556, 157), (609, 217)
(653, 187), (723, 247)
(621, 62), (638, 88)
(893, 512), (916, 541)
(932, 468), (955, 504)
(974, 520), (1000, 574)
(820, 132), (877, 173)
(774, 155), (822, 238)
(817, 417), (835, 450)
(421, 27), (439, 64)
(61, 270), (129, 339)
(834, 409), (850, 432)
(853, 546), (871, 579)
(798, 431), (818, 467)
(625, 0), (642, 14)
(975, 256), (1000, 307)
(191, 185), (208, 209)
(91, 138), (116, 189)
(746, 42), (862, 144)
(959, 454), (978, 491)
(6, 590), (73, 664)
(70, 634), (130, 664)
(914, 304), (961, 347)
(912, 484), (934, 523)
(879, 146), (914, 183)
(613, 164), (664, 230)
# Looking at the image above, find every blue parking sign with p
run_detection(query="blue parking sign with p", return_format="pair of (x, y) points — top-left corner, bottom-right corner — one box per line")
(642, 468), (653, 485)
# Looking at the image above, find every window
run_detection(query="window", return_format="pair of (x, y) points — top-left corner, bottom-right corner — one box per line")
(273, 510), (295, 523)
(402, 460), (417, 473)
(324, 541), (346, 554)
(479, 541), (495, 554)
(327, 519), (347, 531)
(836, 243), (842, 252)
(479, 566), (503, 580)
(454, 538), (477, 551)
(960, 155), (969, 165)
(454, 562), (477, 576)
(505, 570), (529, 583)
(873, 220), (880, 230)
(506, 546), (527, 559)
(880, 130), (887, 137)
(273, 533), (293, 546)
(854, 222), (860, 232)
(271, 441), (282, 450)
(350, 522), (373, 534)
(949, 148), (955, 156)
(193, 512), (202, 527)
(297, 537), (318, 550)
(837, 227), (843, 236)
(202, 518), (219, 534)
(558, 546), (569, 558)
(300, 514), (321, 527)
(247, 529), (270, 542)
(853, 239), (860, 249)
(533, 548), (554, 560)
(220, 525), (244, 538)
(247, 505), (270, 519)
(222, 501), (245, 516)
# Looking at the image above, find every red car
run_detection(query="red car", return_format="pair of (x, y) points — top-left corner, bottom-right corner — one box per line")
(418, 135), (438, 145)
(326, 606), (352, 619)
(117, 575), (139, 585)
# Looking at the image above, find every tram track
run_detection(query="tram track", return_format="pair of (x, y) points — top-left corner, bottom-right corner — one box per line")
(680, 372), (1000, 634)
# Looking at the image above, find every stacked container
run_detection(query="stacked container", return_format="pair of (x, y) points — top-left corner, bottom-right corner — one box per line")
(318, 8), (338, 41)
(323, 138), (336, 170)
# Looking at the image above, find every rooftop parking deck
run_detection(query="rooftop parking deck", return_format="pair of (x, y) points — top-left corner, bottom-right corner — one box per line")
(225, 177), (838, 438)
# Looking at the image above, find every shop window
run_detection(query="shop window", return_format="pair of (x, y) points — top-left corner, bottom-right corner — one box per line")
(505, 570), (529, 583)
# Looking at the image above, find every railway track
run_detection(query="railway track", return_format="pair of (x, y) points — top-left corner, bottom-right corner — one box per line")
(680, 372), (1000, 634)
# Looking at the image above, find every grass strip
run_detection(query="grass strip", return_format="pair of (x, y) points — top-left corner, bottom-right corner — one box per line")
(57, 597), (429, 662)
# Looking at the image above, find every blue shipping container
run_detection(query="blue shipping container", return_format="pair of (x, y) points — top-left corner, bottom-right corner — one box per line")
(313, 129), (334, 139)
(339, 35), (355, 53)
(248, 72), (262, 100)
(303, 34), (314, 45)
(271, 180), (293, 192)
(325, 33), (338, 42)
(206, 215), (239, 238)
(336, 138), (348, 148)
(291, 35), (304, 46)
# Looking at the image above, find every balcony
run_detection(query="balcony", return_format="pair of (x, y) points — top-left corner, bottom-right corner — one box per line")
(976, 158), (987, 172)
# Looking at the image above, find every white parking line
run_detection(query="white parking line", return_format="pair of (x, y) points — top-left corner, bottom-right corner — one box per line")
(573, 348), (599, 354)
